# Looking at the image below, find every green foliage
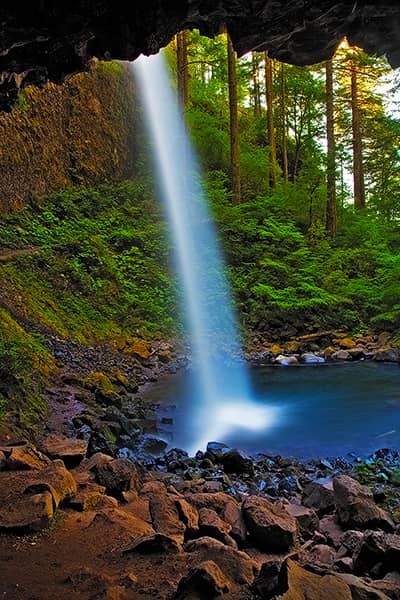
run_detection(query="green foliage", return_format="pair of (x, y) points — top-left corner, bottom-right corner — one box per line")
(0, 181), (178, 343)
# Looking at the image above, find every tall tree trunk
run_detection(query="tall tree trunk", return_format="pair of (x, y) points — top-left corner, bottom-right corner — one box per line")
(265, 52), (277, 186)
(252, 52), (261, 117)
(350, 56), (365, 209)
(280, 62), (289, 183)
(176, 30), (189, 108)
(227, 33), (241, 204)
(325, 58), (337, 237)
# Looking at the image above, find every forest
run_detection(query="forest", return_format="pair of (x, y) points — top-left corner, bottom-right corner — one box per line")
(2, 24), (400, 600)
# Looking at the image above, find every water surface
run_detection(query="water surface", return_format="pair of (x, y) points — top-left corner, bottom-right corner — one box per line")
(148, 362), (400, 459)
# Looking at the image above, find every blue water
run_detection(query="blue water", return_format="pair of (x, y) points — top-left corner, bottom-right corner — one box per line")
(148, 362), (400, 459)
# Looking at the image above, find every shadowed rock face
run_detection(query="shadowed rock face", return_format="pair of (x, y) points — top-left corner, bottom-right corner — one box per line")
(1, 1), (400, 111)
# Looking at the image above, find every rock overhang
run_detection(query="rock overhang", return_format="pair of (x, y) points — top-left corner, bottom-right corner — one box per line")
(0, 1), (399, 111)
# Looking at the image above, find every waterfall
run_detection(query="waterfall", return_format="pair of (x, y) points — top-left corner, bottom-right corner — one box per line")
(132, 52), (274, 454)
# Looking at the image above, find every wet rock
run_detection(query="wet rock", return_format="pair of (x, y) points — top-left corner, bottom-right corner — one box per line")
(275, 354), (298, 365)
(95, 458), (140, 498)
(3, 442), (50, 471)
(149, 493), (186, 543)
(139, 435), (168, 456)
(242, 495), (298, 552)
(220, 448), (254, 475)
(174, 560), (231, 599)
(39, 434), (88, 468)
(338, 338), (357, 349)
(286, 502), (319, 539)
(87, 432), (116, 457)
(303, 479), (335, 514)
(331, 350), (352, 361)
(300, 353), (325, 363)
(205, 442), (230, 462)
(333, 475), (395, 532)
(123, 532), (182, 554)
(184, 537), (256, 584)
(279, 474), (302, 496)
(198, 507), (236, 547)
(374, 349), (400, 362)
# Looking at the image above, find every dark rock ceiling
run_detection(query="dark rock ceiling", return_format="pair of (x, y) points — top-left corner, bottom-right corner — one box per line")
(0, 1), (400, 111)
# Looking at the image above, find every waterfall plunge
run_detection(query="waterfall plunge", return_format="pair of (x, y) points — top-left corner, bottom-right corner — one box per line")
(133, 52), (275, 454)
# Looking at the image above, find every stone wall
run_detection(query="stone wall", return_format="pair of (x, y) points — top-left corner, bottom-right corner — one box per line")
(0, 60), (137, 211)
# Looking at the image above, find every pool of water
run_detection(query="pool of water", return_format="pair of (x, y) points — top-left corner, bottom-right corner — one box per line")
(145, 362), (400, 459)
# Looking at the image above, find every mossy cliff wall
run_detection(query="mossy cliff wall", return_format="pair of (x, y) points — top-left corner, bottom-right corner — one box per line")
(0, 60), (137, 210)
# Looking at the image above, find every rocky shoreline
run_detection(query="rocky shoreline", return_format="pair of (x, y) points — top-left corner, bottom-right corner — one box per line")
(1, 329), (400, 598)
(1, 436), (400, 599)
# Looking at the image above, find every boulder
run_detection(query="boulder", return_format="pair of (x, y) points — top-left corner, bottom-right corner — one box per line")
(278, 559), (353, 600)
(39, 434), (88, 468)
(0, 450), (5, 470)
(319, 515), (345, 548)
(242, 495), (297, 552)
(221, 499), (247, 543)
(220, 448), (254, 475)
(24, 459), (77, 507)
(95, 458), (140, 497)
(149, 493), (186, 543)
(89, 508), (154, 540)
(175, 498), (199, 537)
(122, 532), (182, 554)
(333, 475), (395, 532)
(299, 543), (336, 570)
(253, 560), (285, 599)
(336, 574), (391, 599)
(184, 537), (256, 585)
(300, 353), (325, 363)
(67, 482), (106, 511)
(286, 502), (319, 539)
(374, 349), (400, 362)
(174, 560), (231, 599)
(275, 355), (298, 365)
(4, 442), (50, 470)
(303, 479), (335, 513)
(331, 350), (352, 361)
(0, 491), (54, 531)
(198, 508), (236, 547)
(353, 531), (400, 577)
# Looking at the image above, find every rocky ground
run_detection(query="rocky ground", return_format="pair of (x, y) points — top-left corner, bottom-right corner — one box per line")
(1, 329), (400, 599)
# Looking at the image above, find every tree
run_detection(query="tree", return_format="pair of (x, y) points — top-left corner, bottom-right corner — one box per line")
(176, 30), (189, 108)
(350, 51), (365, 209)
(251, 51), (262, 117)
(227, 32), (241, 204)
(325, 58), (337, 237)
(265, 52), (277, 186)
(279, 62), (289, 182)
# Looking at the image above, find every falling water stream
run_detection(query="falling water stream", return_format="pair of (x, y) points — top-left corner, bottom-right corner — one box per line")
(133, 52), (275, 454)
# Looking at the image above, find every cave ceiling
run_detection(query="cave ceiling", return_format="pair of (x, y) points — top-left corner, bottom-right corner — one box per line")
(0, 1), (400, 111)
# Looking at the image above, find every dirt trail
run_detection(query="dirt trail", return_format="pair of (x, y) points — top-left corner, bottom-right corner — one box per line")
(0, 246), (41, 262)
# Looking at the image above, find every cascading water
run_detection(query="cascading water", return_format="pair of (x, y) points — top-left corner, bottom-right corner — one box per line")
(132, 52), (275, 454)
